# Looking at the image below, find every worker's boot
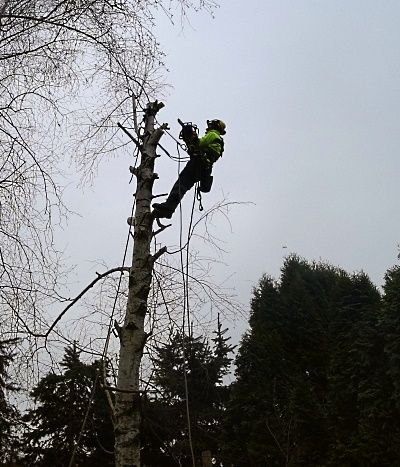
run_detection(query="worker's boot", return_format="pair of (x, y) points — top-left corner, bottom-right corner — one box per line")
(127, 202), (172, 225)
(152, 202), (174, 219)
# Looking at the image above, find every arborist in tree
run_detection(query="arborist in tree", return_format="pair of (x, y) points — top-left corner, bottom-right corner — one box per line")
(152, 119), (226, 219)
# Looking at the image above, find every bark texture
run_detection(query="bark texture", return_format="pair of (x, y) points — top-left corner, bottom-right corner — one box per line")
(114, 101), (165, 467)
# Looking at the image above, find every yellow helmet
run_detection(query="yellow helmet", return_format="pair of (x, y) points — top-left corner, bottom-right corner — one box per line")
(207, 119), (226, 135)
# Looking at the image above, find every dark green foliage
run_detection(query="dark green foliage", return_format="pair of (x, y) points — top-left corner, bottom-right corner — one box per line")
(382, 266), (400, 402)
(378, 266), (400, 460)
(12, 258), (400, 466)
(22, 344), (114, 466)
(142, 319), (234, 466)
(0, 338), (19, 464)
(325, 272), (388, 466)
(223, 256), (395, 467)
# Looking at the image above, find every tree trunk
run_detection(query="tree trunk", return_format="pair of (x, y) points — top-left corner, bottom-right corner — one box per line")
(114, 101), (165, 467)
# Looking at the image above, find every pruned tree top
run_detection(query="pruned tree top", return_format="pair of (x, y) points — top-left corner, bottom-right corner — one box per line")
(0, 0), (219, 365)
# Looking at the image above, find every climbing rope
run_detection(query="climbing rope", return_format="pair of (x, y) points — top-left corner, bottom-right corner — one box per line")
(178, 178), (197, 467)
(68, 141), (141, 467)
(70, 117), (203, 466)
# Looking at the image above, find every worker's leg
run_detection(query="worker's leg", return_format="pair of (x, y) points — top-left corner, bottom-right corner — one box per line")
(166, 160), (199, 207)
(153, 159), (200, 217)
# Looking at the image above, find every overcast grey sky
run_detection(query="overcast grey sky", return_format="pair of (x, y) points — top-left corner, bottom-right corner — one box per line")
(64, 1), (400, 337)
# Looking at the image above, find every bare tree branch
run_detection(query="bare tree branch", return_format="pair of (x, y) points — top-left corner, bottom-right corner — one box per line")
(31, 266), (130, 339)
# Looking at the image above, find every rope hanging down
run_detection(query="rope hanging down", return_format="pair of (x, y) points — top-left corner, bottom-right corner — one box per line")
(71, 116), (203, 467)
(68, 140), (141, 467)
(177, 174), (198, 467)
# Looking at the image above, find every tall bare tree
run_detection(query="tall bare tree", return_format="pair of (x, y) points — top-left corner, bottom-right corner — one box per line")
(113, 100), (165, 466)
(1, 3), (239, 466)
(0, 0), (217, 342)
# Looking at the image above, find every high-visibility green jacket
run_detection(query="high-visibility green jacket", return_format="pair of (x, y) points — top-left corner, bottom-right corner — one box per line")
(198, 129), (224, 164)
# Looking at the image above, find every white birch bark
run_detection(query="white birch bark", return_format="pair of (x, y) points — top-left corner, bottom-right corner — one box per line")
(114, 101), (166, 467)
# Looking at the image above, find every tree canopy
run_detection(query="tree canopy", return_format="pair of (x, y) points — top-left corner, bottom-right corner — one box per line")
(223, 256), (400, 467)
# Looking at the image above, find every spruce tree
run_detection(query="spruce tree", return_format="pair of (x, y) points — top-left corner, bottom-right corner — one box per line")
(326, 272), (384, 465)
(377, 265), (400, 462)
(223, 256), (387, 466)
(22, 344), (114, 466)
(142, 325), (233, 466)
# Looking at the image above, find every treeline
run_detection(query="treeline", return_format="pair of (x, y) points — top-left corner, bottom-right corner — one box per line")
(2, 255), (400, 466)
(225, 256), (400, 466)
